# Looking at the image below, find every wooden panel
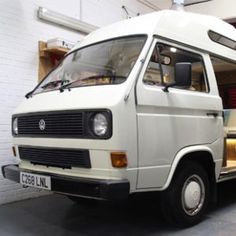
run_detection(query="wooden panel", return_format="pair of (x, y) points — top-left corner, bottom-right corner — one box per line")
(226, 139), (236, 161)
(38, 41), (69, 81)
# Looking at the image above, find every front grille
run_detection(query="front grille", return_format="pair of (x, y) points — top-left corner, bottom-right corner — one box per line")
(17, 111), (84, 137)
(19, 146), (91, 169)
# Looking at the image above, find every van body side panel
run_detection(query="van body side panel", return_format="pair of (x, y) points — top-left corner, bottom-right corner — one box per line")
(136, 46), (223, 189)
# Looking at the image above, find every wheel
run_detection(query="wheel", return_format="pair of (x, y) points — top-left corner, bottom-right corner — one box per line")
(67, 195), (98, 205)
(160, 161), (210, 227)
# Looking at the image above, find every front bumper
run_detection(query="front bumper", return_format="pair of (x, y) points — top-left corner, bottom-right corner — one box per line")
(2, 164), (130, 200)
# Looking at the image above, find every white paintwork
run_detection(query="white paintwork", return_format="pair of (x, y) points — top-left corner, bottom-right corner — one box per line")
(136, 38), (223, 188)
(0, 0), (151, 204)
(72, 10), (236, 61)
(16, 85), (140, 191)
(12, 10), (236, 195)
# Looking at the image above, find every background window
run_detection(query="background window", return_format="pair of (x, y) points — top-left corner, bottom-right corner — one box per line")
(211, 56), (236, 109)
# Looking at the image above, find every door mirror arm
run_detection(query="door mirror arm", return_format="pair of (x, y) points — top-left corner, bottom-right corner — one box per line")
(163, 83), (176, 92)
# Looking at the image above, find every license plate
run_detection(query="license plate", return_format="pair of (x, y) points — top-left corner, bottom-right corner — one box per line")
(20, 172), (51, 190)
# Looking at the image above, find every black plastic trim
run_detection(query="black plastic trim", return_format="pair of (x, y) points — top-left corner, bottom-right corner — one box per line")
(18, 146), (91, 169)
(208, 30), (236, 51)
(12, 109), (112, 140)
(87, 111), (113, 139)
(2, 164), (130, 200)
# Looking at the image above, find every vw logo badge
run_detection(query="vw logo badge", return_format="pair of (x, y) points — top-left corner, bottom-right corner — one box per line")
(39, 119), (46, 131)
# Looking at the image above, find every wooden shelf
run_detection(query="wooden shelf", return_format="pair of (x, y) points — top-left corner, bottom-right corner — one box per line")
(38, 41), (69, 81)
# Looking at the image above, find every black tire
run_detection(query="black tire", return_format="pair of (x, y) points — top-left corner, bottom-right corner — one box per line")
(160, 161), (210, 227)
(67, 195), (98, 205)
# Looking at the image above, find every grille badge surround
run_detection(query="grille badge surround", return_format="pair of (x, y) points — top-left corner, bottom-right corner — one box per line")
(39, 119), (46, 131)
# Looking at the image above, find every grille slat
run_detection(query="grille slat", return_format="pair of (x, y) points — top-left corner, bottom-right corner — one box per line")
(18, 119), (83, 122)
(18, 126), (83, 130)
(19, 146), (91, 169)
(17, 111), (85, 137)
(18, 125), (83, 128)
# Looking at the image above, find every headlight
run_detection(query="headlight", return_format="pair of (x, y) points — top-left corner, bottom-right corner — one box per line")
(93, 113), (108, 137)
(12, 117), (18, 135)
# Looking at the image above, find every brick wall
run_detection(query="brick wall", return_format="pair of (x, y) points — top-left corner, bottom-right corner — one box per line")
(0, 0), (151, 204)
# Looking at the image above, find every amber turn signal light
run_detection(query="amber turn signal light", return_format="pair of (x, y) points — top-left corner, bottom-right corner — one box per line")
(111, 152), (127, 168)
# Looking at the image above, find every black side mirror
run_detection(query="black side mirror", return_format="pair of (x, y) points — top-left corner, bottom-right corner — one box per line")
(163, 62), (192, 92)
(175, 62), (192, 87)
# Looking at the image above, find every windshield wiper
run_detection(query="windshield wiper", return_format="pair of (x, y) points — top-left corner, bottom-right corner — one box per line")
(25, 79), (70, 99)
(59, 81), (73, 92)
(25, 90), (34, 99)
(41, 79), (69, 89)
(59, 75), (126, 92)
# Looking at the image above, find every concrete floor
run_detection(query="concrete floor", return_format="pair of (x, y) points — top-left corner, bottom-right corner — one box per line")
(1, 180), (236, 236)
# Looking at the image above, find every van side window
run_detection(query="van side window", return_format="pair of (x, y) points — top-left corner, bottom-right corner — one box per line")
(211, 56), (236, 109)
(143, 43), (208, 92)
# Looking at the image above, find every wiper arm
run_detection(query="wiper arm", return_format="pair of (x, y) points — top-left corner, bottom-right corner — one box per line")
(41, 79), (69, 89)
(59, 75), (126, 92)
(59, 81), (73, 92)
(25, 90), (34, 99)
(25, 79), (70, 98)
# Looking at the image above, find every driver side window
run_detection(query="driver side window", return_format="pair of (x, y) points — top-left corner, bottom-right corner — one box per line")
(143, 43), (208, 92)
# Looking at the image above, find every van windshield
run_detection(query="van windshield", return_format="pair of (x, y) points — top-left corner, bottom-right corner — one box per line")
(33, 36), (146, 95)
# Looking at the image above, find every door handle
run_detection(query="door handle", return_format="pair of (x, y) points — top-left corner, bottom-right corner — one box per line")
(206, 112), (218, 117)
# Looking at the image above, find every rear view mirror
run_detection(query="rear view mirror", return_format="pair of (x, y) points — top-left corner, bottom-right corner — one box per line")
(163, 62), (192, 92)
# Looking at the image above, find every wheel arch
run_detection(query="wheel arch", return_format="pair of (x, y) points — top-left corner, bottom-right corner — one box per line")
(162, 146), (216, 192)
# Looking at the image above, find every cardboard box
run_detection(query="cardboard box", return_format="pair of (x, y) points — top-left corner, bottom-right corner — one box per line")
(47, 38), (75, 50)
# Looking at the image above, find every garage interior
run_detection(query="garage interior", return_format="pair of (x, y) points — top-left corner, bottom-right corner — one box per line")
(1, 0), (236, 234)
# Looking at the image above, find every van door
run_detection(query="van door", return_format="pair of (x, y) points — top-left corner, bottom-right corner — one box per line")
(210, 55), (236, 170)
(135, 39), (222, 189)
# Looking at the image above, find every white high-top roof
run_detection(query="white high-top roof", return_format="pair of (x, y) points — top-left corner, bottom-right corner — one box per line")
(73, 10), (236, 60)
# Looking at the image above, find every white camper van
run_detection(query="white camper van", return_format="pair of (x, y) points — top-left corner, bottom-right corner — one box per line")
(3, 9), (236, 226)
